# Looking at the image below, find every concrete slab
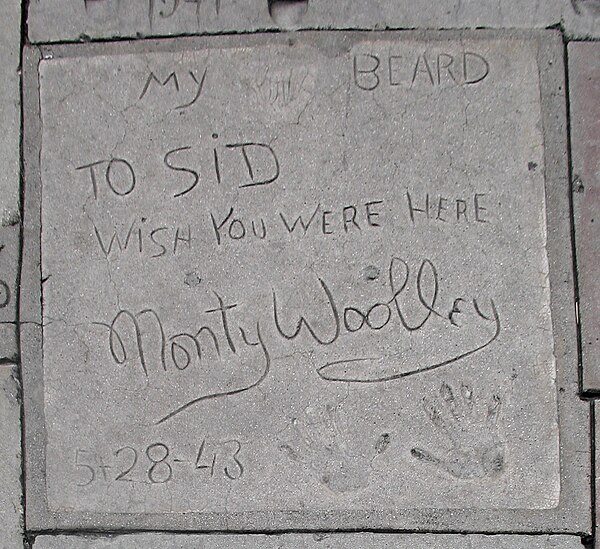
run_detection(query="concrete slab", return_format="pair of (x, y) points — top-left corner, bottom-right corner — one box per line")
(563, 1), (600, 39)
(27, 0), (572, 43)
(569, 42), (600, 393)
(32, 533), (585, 548)
(0, 0), (20, 225)
(0, 366), (23, 549)
(0, 0), (22, 363)
(0, 322), (18, 363)
(0, 223), (21, 362)
(21, 30), (590, 533)
(26, 0), (600, 42)
(596, 402), (600, 547)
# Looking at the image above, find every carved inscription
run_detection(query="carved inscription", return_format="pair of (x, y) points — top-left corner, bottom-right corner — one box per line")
(88, 256), (500, 425)
(353, 51), (490, 90)
(138, 68), (208, 110)
(77, 139), (280, 201)
(411, 383), (504, 479)
(81, 0), (222, 29)
(74, 439), (244, 487)
(39, 37), (559, 513)
(278, 403), (389, 493)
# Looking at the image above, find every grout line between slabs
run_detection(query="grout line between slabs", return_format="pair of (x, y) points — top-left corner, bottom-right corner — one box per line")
(19, 1), (31, 547)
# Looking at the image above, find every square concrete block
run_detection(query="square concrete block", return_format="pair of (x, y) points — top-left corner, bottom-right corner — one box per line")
(32, 533), (585, 548)
(0, 366), (23, 549)
(569, 42), (600, 392)
(22, 30), (590, 533)
(27, 0), (571, 43)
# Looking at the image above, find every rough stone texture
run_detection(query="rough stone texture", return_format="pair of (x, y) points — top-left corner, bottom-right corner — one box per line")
(0, 322), (18, 364)
(21, 30), (590, 533)
(569, 42), (600, 393)
(25, 0), (600, 43)
(32, 533), (585, 549)
(0, 366), (23, 549)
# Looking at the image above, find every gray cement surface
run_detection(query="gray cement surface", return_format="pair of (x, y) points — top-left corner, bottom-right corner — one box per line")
(32, 533), (585, 548)
(25, 0), (600, 42)
(0, 224), (21, 362)
(0, 0), (20, 226)
(0, 366), (23, 549)
(0, 0), (21, 363)
(597, 402), (600, 548)
(568, 41), (600, 393)
(20, 30), (590, 534)
(565, 0), (600, 37)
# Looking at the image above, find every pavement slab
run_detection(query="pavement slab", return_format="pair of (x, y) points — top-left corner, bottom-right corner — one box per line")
(0, 0), (20, 225)
(32, 533), (586, 549)
(596, 402), (600, 548)
(10, 0), (600, 545)
(26, 0), (600, 43)
(0, 366), (23, 549)
(569, 42), (600, 393)
(564, 1), (600, 38)
(0, 0), (21, 363)
(20, 29), (590, 534)
(0, 223), (21, 362)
